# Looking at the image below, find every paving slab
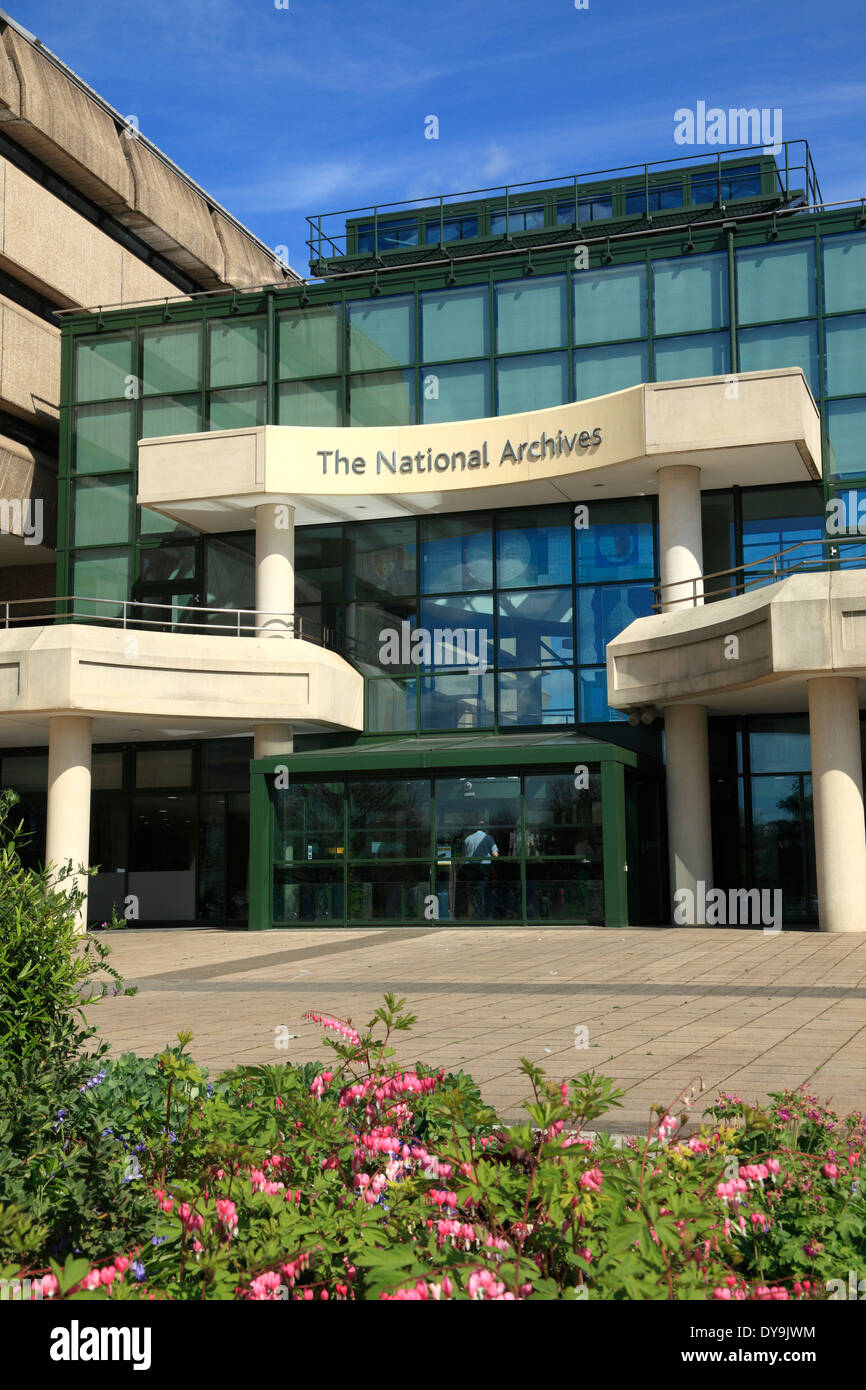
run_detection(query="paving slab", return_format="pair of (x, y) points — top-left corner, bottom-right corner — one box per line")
(84, 926), (866, 1132)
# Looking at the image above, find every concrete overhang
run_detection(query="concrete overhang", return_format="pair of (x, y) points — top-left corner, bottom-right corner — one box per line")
(137, 368), (822, 532)
(0, 624), (364, 747)
(607, 571), (866, 716)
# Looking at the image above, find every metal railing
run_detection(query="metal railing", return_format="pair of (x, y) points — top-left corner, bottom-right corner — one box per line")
(653, 536), (866, 610)
(306, 140), (823, 266)
(0, 594), (334, 644)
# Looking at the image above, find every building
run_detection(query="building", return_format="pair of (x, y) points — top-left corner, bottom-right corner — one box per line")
(2, 129), (866, 934)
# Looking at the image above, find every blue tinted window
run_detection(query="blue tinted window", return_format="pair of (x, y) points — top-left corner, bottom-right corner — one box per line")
(421, 362), (490, 423)
(574, 262), (647, 344)
(653, 252), (728, 335)
(490, 205), (545, 235)
(736, 241), (816, 323)
(425, 215), (478, 244)
(496, 513), (573, 588)
(495, 275), (568, 353)
(625, 183), (683, 214)
(574, 342), (649, 398)
(420, 672), (495, 728)
(356, 220), (418, 254)
(348, 294), (414, 370)
(556, 196), (612, 224)
(418, 594), (494, 669)
(498, 588), (574, 668)
(749, 722), (811, 773)
(825, 315), (866, 397)
(367, 678), (417, 733)
(738, 321), (819, 398)
(822, 232), (866, 314)
(421, 284), (489, 361)
(498, 668), (575, 726)
(578, 584), (654, 663)
(420, 516), (493, 593)
(653, 330), (730, 380)
(578, 668), (625, 722)
(826, 399), (866, 479)
(575, 499), (655, 582)
(496, 352), (568, 413)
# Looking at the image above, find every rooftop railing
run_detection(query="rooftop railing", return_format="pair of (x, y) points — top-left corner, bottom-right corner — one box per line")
(653, 536), (866, 611)
(306, 139), (823, 269)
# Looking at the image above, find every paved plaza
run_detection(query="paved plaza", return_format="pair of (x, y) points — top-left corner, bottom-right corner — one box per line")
(87, 926), (866, 1131)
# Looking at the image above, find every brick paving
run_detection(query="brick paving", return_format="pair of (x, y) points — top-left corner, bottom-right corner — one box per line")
(86, 926), (866, 1132)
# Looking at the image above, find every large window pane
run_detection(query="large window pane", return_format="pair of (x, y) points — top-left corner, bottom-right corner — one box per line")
(574, 342), (648, 399)
(205, 534), (254, 616)
(749, 719), (810, 773)
(420, 672), (494, 728)
(73, 403), (134, 475)
(574, 497), (655, 582)
(348, 370), (414, 425)
(525, 770), (602, 857)
(826, 398), (866, 479)
(129, 794), (197, 921)
(418, 594), (494, 669)
(278, 379), (340, 427)
(738, 321), (819, 398)
(577, 666), (624, 722)
(574, 262), (647, 344)
(209, 386), (266, 431)
(497, 508), (572, 588)
(141, 394), (202, 438)
(578, 583), (654, 663)
(141, 325), (201, 396)
(824, 314), (866, 397)
(209, 321), (266, 388)
(495, 275), (567, 353)
(296, 526), (345, 605)
(74, 335), (133, 403)
(367, 677), (416, 732)
(274, 865), (344, 924)
(273, 780), (343, 863)
(73, 478), (131, 546)
(348, 863), (430, 921)
(348, 778), (430, 858)
(496, 352), (568, 413)
(421, 284), (489, 361)
(526, 860), (603, 923)
(736, 241), (816, 324)
(653, 331), (730, 381)
(71, 550), (130, 618)
(278, 305), (340, 379)
(420, 515), (492, 592)
(349, 599), (416, 671)
(498, 667), (575, 725)
(497, 588), (573, 667)
(652, 253), (728, 334)
(135, 747), (193, 788)
(348, 295), (414, 370)
(351, 518), (416, 599)
(741, 486), (825, 579)
(421, 361), (490, 423)
(138, 542), (197, 584)
(822, 232), (866, 314)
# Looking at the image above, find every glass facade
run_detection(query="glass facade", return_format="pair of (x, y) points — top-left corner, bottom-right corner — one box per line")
(3, 169), (855, 930)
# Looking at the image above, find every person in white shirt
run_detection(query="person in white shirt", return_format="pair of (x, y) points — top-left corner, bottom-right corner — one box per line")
(463, 819), (498, 917)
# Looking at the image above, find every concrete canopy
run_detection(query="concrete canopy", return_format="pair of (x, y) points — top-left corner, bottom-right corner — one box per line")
(137, 369), (822, 532)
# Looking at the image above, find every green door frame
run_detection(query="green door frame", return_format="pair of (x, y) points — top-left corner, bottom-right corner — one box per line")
(248, 738), (647, 931)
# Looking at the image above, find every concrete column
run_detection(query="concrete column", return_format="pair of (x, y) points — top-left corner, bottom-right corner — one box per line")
(657, 464), (704, 612)
(255, 502), (295, 635)
(254, 723), (294, 760)
(808, 676), (866, 933)
(45, 715), (92, 934)
(657, 465), (713, 918)
(664, 703), (714, 920)
(254, 502), (295, 757)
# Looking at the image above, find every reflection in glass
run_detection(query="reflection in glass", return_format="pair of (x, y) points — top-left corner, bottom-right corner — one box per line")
(496, 511), (572, 588)
(348, 864), (430, 921)
(420, 672), (495, 728)
(498, 667), (575, 725)
(348, 779), (430, 858)
(420, 515), (493, 592)
(578, 584), (654, 663)
(574, 498), (655, 582)
(498, 588), (573, 667)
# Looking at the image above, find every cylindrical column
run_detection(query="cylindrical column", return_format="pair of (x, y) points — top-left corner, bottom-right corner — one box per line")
(657, 464), (704, 612)
(808, 676), (866, 932)
(45, 715), (92, 934)
(254, 724), (294, 759)
(665, 702), (714, 922)
(255, 502), (295, 635)
(254, 502), (295, 757)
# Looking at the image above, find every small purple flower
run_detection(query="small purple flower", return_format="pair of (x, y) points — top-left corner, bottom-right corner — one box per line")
(132, 1260), (146, 1282)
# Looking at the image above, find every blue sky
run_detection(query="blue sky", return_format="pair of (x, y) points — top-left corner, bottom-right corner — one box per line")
(6, 0), (864, 277)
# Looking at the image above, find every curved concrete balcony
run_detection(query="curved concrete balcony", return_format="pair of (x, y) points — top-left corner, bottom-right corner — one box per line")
(0, 619), (363, 746)
(607, 569), (866, 716)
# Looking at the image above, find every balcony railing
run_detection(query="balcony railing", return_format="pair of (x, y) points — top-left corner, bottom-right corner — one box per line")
(653, 536), (866, 610)
(0, 594), (335, 644)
